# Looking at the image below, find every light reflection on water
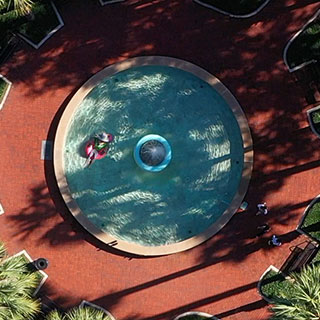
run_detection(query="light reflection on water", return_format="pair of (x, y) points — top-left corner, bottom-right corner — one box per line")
(64, 66), (244, 246)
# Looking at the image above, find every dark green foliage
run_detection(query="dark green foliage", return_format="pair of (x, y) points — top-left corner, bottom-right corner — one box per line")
(311, 110), (320, 124)
(270, 264), (320, 320)
(0, 243), (41, 320)
(0, 1), (59, 49)
(311, 249), (320, 264)
(15, 254), (46, 288)
(0, 0), (34, 16)
(46, 306), (112, 320)
(287, 17), (320, 68)
(301, 200), (320, 242)
(260, 270), (295, 302)
(17, 2), (60, 44)
(0, 78), (8, 101)
(0, 9), (25, 38)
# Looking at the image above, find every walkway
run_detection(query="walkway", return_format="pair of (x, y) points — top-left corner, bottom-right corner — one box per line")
(0, 0), (320, 319)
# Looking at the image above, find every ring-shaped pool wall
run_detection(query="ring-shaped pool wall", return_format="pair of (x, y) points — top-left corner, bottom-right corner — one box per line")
(134, 134), (172, 172)
(54, 56), (253, 256)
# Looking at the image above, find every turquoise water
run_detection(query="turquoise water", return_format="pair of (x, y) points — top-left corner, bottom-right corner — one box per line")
(64, 66), (244, 246)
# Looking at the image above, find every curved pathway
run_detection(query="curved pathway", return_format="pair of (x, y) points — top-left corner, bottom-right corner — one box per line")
(0, 0), (320, 319)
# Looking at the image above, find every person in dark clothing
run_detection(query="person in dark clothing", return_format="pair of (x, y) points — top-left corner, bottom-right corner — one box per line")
(256, 223), (271, 237)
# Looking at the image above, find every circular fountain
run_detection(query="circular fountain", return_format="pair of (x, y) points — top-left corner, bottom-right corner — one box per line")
(54, 56), (253, 256)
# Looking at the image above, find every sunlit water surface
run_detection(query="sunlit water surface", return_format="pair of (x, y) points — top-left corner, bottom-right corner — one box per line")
(64, 66), (244, 246)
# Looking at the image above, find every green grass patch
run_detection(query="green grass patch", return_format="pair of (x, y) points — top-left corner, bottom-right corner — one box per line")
(196, 0), (267, 15)
(0, 10), (25, 41)
(0, 10), (20, 32)
(311, 110), (320, 124)
(310, 110), (320, 135)
(15, 254), (45, 288)
(301, 200), (320, 242)
(312, 249), (320, 264)
(17, 1), (60, 44)
(0, 78), (8, 101)
(260, 270), (295, 301)
(287, 16), (320, 68)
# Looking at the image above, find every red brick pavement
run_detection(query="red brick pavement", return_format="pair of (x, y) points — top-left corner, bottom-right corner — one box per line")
(1, 0), (320, 319)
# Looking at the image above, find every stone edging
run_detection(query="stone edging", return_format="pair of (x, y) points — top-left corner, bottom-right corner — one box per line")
(193, 0), (271, 18)
(296, 193), (320, 238)
(306, 105), (320, 140)
(80, 300), (116, 320)
(0, 74), (12, 110)
(257, 265), (280, 304)
(283, 8), (320, 72)
(174, 311), (220, 320)
(18, 1), (64, 49)
(99, 0), (125, 6)
(10, 250), (48, 296)
(54, 55), (253, 256)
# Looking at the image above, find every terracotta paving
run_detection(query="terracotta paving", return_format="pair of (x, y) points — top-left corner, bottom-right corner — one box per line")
(1, 0), (320, 319)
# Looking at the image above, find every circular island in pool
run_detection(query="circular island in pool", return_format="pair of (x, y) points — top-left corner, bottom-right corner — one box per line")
(134, 134), (172, 172)
(54, 56), (253, 256)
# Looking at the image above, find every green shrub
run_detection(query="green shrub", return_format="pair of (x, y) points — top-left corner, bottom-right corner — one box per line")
(311, 110), (320, 124)
(0, 78), (8, 101)
(270, 265), (320, 320)
(301, 200), (320, 242)
(15, 254), (45, 288)
(0, 243), (41, 320)
(260, 270), (295, 301)
(0, 9), (26, 36)
(46, 306), (112, 320)
(287, 17), (320, 68)
(311, 249), (320, 264)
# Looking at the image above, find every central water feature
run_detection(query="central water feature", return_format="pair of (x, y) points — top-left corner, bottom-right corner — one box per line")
(54, 57), (253, 255)
(134, 134), (172, 172)
(141, 140), (165, 165)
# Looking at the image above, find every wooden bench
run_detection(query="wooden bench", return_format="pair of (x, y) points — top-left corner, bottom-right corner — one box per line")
(280, 241), (319, 275)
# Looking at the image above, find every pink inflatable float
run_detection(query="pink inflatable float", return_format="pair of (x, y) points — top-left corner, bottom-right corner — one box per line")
(84, 132), (114, 167)
(85, 140), (108, 160)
